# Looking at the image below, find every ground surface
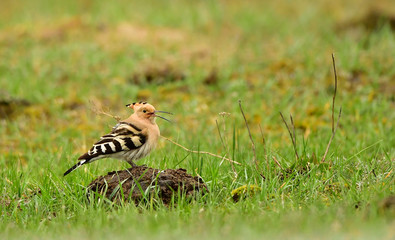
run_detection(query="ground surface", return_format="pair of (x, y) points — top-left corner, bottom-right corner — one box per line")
(0, 0), (394, 239)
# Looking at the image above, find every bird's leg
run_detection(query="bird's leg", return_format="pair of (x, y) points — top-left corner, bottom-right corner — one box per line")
(127, 160), (137, 168)
(127, 160), (148, 168)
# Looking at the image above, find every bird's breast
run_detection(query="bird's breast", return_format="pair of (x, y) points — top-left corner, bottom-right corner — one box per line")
(147, 124), (160, 149)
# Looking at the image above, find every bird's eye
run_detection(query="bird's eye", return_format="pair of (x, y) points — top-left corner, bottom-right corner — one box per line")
(143, 109), (147, 113)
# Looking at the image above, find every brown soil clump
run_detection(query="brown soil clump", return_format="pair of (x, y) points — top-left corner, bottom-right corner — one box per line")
(87, 166), (208, 205)
(0, 91), (31, 119)
(378, 195), (395, 215)
(129, 64), (185, 85)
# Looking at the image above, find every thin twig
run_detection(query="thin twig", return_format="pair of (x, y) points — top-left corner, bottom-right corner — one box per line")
(321, 107), (342, 163)
(216, 119), (237, 177)
(89, 100), (121, 122)
(239, 100), (259, 171)
(258, 124), (269, 172)
(289, 114), (299, 161)
(331, 53), (338, 133)
(216, 120), (228, 152)
(272, 156), (284, 171)
(280, 112), (300, 161)
(322, 53), (342, 163)
(161, 136), (242, 165)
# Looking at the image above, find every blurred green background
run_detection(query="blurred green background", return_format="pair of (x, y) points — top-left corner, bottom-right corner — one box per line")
(0, 0), (394, 239)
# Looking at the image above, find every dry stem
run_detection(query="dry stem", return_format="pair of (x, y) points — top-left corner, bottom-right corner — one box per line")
(290, 114), (297, 152)
(331, 53), (338, 133)
(161, 136), (242, 165)
(89, 100), (121, 122)
(321, 108), (342, 163)
(238, 100), (259, 171)
(258, 124), (269, 172)
(321, 53), (342, 163)
(216, 119), (238, 177)
(272, 156), (284, 171)
(280, 112), (300, 161)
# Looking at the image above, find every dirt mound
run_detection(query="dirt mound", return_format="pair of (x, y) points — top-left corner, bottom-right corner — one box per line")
(0, 91), (31, 119)
(87, 166), (208, 205)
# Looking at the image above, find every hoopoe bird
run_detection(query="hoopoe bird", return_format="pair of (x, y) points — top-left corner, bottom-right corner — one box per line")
(63, 101), (171, 176)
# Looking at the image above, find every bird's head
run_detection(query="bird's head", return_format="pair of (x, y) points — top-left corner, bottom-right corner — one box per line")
(126, 101), (172, 123)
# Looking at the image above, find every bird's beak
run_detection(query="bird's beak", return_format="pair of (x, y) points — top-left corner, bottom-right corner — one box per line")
(155, 110), (173, 115)
(154, 110), (172, 122)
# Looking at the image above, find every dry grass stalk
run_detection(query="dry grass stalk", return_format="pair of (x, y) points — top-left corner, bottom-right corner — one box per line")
(331, 53), (338, 133)
(279, 112), (300, 161)
(321, 53), (342, 163)
(89, 100), (121, 122)
(290, 114), (297, 152)
(161, 136), (242, 165)
(238, 100), (260, 172)
(272, 156), (284, 171)
(321, 108), (342, 163)
(258, 124), (269, 172)
(321, 107), (342, 163)
(216, 119), (238, 177)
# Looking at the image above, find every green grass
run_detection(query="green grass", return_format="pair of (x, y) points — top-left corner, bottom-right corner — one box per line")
(1, 0), (394, 239)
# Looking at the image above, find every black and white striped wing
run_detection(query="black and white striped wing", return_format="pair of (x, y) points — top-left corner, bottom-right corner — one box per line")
(63, 122), (147, 176)
(79, 122), (147, 162)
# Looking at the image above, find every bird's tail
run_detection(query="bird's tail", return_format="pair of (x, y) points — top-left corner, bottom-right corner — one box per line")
(63, 159), (87, 176)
